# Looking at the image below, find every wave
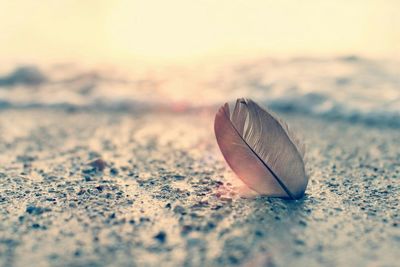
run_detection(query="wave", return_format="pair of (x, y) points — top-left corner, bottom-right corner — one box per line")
(0, 57), (399, 127)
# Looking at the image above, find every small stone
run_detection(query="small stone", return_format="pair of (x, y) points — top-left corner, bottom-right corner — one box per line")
(181, 225), (193, 235)
(206, 222), (216, 230)
(110, 168), (119, 175)
(26, 205), (49, 215)
(173, 205), (186, 215)
(140, 217), (150, 223)
(299, 220), (307, 226)
(88, 159), (106, 171)
(173, 174), (185, 180)
(95, 185), (104, 192)
(255, 230), (264, 237)
(154, 231), (167, 243)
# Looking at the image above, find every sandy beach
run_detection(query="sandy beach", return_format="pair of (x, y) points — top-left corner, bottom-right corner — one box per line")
(0, 108), (398, 267)
(2, 0), (400, 265)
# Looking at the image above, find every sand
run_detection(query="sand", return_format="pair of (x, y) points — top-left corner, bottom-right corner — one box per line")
(0, 109), (399, 267)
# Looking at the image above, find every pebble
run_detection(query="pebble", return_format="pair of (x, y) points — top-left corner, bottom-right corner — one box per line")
(153, 231), (167, 243)
(88, 159), (107, 171)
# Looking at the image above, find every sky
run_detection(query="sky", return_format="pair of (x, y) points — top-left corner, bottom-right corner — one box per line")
(1, 0), (399, 64)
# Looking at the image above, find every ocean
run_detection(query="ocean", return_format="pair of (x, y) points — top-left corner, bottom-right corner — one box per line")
(1, 56), (399, 127)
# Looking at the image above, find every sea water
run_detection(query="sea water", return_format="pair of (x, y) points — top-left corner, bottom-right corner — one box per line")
(0, 56), (399, 127)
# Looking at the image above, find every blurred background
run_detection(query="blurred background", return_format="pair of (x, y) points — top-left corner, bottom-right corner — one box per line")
(1, 0), (399, 125)
(2, 0), (400, 63)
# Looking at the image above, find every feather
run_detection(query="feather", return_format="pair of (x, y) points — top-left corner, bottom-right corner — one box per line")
(214, 98), (308, 199)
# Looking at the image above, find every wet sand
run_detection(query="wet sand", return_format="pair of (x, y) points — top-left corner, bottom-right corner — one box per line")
(0, 109), (399, 267)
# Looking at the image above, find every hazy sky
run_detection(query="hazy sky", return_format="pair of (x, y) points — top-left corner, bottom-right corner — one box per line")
(1, 0), (399, 64)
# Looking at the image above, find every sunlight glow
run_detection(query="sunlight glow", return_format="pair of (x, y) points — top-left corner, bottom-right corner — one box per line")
(1, 0), (399, 64)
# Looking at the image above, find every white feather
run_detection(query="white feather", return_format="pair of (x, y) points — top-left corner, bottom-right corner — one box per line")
(214, 98), (308, 199)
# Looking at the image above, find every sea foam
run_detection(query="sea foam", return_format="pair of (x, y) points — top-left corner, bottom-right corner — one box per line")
(0, 57), (399, 127)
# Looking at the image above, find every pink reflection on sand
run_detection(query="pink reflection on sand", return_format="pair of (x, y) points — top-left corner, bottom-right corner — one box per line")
(214, 172), (260, 200)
